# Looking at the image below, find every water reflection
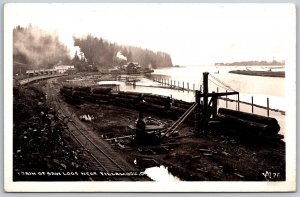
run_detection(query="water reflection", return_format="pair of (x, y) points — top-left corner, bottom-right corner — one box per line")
(144, 165), (181, 182)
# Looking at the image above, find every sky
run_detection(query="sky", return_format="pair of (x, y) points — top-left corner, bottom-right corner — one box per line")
(6, 3), (295, 65)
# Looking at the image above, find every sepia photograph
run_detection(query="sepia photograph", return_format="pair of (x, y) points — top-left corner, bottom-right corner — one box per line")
(4, 3), (296, 192)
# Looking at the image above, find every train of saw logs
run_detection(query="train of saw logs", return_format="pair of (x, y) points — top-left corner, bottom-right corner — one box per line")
(60, 85), (281, 139)
(59, 85), (197, 123)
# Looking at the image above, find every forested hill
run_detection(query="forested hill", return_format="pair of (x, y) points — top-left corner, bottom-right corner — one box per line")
(13, 25), (173, 74)
(73, 35), (173, 69)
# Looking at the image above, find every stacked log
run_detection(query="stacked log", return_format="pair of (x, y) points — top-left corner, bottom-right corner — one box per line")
(111, 91), (143, 106)
(60, 86), (81, 105)
(143, 94), (172, 109)
(73, 86), (91, 93)
(172, 99), (193, 109)
(92, 87), (112, 95)
(58, 85), (200, 125)
(62, 85), (73, 90)
(217, 108), (280, 137)
(89, 87), (112, 103)
(90, 93), (111, 103)
(60, 88), (72, 97)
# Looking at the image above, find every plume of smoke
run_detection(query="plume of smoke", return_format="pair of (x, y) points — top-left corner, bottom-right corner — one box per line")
(13, 25), (70, 69)
(116, 51), (127, 61)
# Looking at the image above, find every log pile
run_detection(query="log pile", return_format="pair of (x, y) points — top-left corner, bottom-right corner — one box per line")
(59, 86), (81, 105)
(59, 85), (197, 124)
(217, 108), (280, 137)
(92, 87), (112, 95)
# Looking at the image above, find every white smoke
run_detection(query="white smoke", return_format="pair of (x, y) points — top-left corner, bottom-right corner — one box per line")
(116, 51), (127, 61)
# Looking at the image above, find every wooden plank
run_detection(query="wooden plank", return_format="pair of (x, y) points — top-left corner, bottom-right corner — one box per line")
(128, 124), (164, 131)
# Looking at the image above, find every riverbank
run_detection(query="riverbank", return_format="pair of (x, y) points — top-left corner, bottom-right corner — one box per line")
(229, 70), (285, 78)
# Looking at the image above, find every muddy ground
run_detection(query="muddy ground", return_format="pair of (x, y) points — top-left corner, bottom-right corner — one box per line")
(73, 102), (286, 181)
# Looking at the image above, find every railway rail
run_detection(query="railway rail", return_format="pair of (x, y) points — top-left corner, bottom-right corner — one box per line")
(44, 78), (149, 181)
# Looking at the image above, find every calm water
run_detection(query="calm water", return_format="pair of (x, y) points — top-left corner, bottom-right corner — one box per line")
(121, 65), (285, 111)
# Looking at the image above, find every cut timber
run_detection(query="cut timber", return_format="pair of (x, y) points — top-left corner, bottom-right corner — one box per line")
(141, 102), (166, 111)
(92, 87), (112, 95)
(62, 85), (73, 90)
(118, 91), (142, 97)
(90, 93), (111, 101)
(218, 108), (280, 135)
(143, 95), (171, 107)
(172, 99), (193, 109)
(112, 92), (142, 101)
(73, 86), (91, 93)
(217, 114), (269, 137)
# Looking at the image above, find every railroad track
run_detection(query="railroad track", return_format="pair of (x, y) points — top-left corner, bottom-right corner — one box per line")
(44, 78), (149, 181)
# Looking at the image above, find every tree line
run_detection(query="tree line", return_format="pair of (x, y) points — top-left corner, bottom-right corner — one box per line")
(13, 25), (173, 75)
(73, 35), (173, 71)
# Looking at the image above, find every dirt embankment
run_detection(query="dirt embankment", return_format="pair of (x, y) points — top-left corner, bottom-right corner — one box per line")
(13, 85), (108, 181)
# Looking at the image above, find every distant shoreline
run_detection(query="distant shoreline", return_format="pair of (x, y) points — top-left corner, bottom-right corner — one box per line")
(229, 70), (285, 78)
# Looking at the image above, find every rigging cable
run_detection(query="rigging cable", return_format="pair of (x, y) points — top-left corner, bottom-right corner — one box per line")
(209, 73), (237, 92)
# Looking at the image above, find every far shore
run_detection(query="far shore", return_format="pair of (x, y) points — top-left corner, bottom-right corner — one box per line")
(229, 70), (285, 78)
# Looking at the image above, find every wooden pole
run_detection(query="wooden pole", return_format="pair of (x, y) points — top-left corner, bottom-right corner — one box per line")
(267, 97), (269, 117)
(238, 93), (240, 111)
(195, 90), (201, 133)
(251, 96), (254, 114)
(212, 91), (218, 119)
(217, 87), (219, 105)
(178, 81), (180, 88)
(193, 83), (195, 91)
(202, 72), (209, 136)
(183, 81), (185, 90)
(226, 90), (228, 108)
(187, 82), (189, 91)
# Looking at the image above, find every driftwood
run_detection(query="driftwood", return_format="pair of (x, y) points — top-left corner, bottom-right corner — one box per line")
(218, 108), (280, 135)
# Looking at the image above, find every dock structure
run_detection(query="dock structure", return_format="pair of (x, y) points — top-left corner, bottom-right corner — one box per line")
(151, 77), (194, 92)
